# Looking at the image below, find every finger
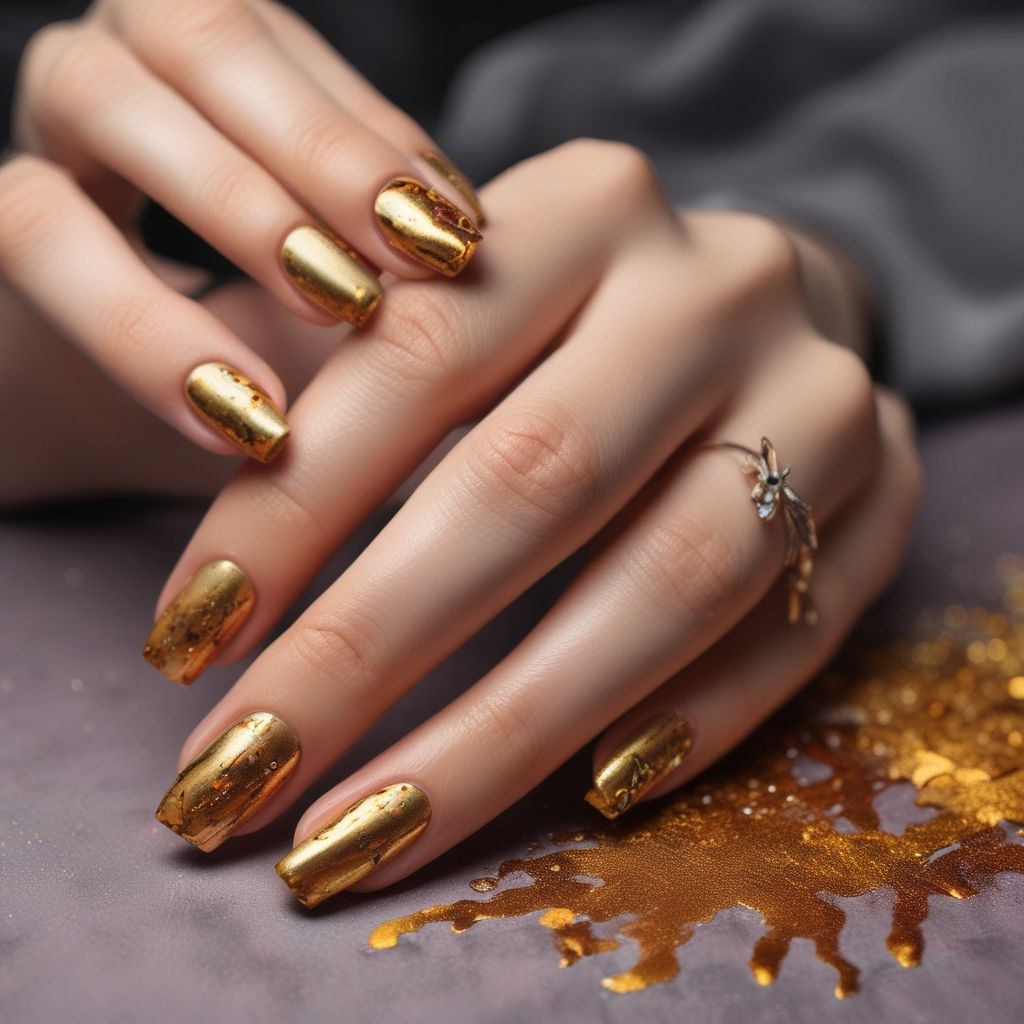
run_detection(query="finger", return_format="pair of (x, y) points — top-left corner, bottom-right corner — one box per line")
(589, 387), (922, 812)
(26, 25), (380, 326)
(149, 140), (681, 682)
(0, 153), (289, 460)
(265, 343), (884, 904)
(247, 0), (484, 223)
(100, 0), (482, 278)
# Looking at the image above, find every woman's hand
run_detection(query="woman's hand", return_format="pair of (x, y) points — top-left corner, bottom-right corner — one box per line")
(1, 0), (483, 478)
(146, 139), (922, 907)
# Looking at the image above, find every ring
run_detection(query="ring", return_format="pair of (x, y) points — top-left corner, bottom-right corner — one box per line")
(712, 436), (818, 625)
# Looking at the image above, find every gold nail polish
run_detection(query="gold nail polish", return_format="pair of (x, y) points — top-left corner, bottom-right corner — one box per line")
(584, 712), (693, 820)
(421, 151), (485, 226)
(374, 178), (482, 276)
(143, 559), (254, 685)
(184, 362), (289, 463)
(155, 712), (300, 852)
(276, 783), (431, 908)
(281, 225), (382, 326)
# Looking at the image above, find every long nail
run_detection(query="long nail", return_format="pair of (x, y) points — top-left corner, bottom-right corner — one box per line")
(420, 151), (485, 225)
(374, 178), (482, 276)
(185, 362), (289, 463)
(143, 559), (254, 685)
(584, 711), (693, 820)
(276, 783), (431, 908)
(281, 225), (382, 325)
(155, 712), (300, 852)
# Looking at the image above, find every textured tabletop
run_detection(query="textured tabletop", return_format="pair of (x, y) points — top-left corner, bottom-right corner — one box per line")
(2, 404), (1023, 1024)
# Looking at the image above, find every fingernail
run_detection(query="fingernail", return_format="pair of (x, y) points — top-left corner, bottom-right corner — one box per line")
(155, 712), (300, 852)
(276, 783), (431, 908)
(143, 559), (254, 685)
(374, 178), (482, 276)
(184, 362), (289, 463)
(584, 711), (693, 820)
(281, 225), (382, 326)
(420, 151), (485, 225)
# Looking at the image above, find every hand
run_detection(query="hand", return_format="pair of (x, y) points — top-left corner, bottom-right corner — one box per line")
(147, 140), (922, 907)
(1, 0), (483, 485)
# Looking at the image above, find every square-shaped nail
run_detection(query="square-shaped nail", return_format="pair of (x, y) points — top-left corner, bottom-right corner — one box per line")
(143, 559), (254, 685)
(584, 712), (693, 820)
(281, 225), (382, 325)
(155, 712), (300, 852)
(185, 362), (289, 463)
(276, 783), (431, 908)
(374, 178), (482, 276)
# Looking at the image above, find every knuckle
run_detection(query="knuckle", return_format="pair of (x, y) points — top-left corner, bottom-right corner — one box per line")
(135, 0), (261, 60)
(468, 694), (543, 774)
(242, 471), (324, 542)
(370, 289), (467, 389)
(461, 407), (600, 530)
(625, 512), (745, 628)
(719, 216), (803, 314)
(190, 159), (260, 222)
(0, 158), (67, 263)
(100, 294), (166, 367)
(290, 606), (381, 698)
(19, 21), (75, 88)
(815, 341), (877, 435)
(289, 104), (357, 180)
(40, 31), (126, 123)
(564, 138), (659, 197)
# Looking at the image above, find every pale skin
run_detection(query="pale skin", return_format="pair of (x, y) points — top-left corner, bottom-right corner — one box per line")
(1, 0), (922, 892)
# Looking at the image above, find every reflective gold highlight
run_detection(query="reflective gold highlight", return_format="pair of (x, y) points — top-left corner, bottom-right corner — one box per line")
(372, 568), (1024, 998)
(374, 178), (482, 276)
(155, 712), (299, 852)
(421, 151), (485, 225)
(277, 783), (431, 908)
(184, 362), (289, 463)
(584, 711), (693, 819)
(143, 559), (254, 685)
(281, 225), (382, 325)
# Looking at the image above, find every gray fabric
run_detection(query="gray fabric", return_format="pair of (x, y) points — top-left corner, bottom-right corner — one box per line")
(429, 0), (1024, 409)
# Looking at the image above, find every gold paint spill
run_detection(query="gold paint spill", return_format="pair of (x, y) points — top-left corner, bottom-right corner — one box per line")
(371, 563), (1024, 997)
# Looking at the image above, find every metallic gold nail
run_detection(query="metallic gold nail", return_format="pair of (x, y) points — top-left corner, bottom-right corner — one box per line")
(584, 711), (693, 820)
(374, 178), (482, 276)
(143, 559), (254, 685)
(281, 225), (382, 326)
(421, 151), (485, 225)
(184, 362), (289, 463)
(155, 712), (300, 852)
(276, 783), (431, 908)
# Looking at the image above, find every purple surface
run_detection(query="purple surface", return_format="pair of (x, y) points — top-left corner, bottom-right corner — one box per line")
(1, 405), (1023, 1023)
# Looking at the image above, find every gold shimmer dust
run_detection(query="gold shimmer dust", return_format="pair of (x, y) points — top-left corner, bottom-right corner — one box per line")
(371, 561), (1024, 998)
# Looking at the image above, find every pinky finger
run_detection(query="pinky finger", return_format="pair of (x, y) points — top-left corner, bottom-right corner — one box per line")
(587, 388), (923, 817)
(0, 154), (290, 462)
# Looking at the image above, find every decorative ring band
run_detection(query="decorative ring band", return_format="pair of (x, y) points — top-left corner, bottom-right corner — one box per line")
(711, 436), (818, 625)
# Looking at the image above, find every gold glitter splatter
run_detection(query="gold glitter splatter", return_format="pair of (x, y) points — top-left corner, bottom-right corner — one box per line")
(371, 573), (1024, 998)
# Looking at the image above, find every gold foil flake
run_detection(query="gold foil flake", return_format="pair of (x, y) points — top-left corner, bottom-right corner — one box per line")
(371, 574), (1024, 998)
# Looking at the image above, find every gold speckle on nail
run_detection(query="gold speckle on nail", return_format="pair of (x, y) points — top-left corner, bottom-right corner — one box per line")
(143, 559), (254, 685)
(155, 712), (300, 852)
(184, 363), (289, 463)
(374, 178), (482, 276)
